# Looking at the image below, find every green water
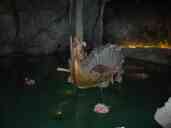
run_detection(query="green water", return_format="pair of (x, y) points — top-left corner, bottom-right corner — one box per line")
(1, 56), (170, 128)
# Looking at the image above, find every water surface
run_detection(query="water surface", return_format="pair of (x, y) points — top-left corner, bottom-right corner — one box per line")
(1, 56), (170, 128)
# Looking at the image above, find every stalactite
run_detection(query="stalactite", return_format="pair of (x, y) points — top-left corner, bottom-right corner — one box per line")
(75, 0), (84, 41)
(92, 0), (110, 46)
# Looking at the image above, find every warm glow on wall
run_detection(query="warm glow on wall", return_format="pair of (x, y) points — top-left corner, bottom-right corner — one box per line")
(119, 40), (171, 49)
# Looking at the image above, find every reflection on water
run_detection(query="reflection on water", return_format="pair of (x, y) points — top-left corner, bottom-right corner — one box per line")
(0, 56), (170, 128)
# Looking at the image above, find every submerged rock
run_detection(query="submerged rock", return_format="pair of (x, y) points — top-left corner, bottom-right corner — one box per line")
(154, 97), (171, 128)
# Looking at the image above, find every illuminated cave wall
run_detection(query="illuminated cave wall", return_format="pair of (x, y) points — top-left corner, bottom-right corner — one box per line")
(103, 0), (171, 44)
(0, 0), (102, 55)
(0, 0), (171, 55)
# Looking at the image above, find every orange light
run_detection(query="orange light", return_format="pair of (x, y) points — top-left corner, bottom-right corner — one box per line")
(119, 40), (171, 49)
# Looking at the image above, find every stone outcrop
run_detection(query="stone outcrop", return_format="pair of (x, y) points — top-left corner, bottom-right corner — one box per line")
(0, 0), (105, 55)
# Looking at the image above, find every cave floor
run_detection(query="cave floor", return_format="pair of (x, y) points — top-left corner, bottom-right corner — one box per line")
(0, 56), (170, 128)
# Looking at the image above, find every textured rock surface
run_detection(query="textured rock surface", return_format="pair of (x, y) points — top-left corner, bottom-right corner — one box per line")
(0, 14), (16, 55)
(0, 0), (103, 55)
(0, 0), (171, 56)
(103, 1), (171, 43)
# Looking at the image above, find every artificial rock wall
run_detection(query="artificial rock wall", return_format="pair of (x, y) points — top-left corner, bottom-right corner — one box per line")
(0, 0), (102, 55)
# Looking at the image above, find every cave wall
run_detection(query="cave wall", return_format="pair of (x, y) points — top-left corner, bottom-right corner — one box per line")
(0, 0), (102, 55)
(103, 0), (171, 43)
(1, 0), (171, 55)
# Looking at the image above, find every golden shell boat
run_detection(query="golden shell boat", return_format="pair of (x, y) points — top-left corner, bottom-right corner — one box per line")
(68, 37), (124, 89)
